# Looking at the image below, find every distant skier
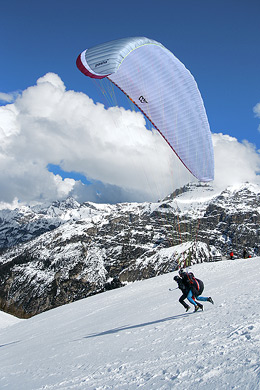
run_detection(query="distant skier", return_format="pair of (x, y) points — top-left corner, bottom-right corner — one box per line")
(229, 251), (234, 260)
(178, 269), (214, 312)
(174, 275), (203, 312)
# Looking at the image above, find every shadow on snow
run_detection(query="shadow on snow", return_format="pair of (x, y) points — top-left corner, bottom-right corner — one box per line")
(83, 312), (192, 339)
(0, 340), (21, 348)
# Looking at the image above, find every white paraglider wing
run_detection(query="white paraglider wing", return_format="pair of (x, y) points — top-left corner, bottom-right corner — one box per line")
(76, 37), (214, 182)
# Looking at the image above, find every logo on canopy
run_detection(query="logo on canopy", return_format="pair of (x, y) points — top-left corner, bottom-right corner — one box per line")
(139, 96), (148, 104)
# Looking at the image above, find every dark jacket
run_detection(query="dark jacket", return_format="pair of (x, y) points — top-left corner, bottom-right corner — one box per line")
(174, 275), (190, 309)
(174, 276), (189, 295)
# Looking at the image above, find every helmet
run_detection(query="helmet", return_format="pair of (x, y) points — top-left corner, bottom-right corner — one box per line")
(173, 276), (179, 281)
(179, 268), (185, 277)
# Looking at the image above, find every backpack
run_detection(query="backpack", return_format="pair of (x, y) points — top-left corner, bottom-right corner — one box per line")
(187, 273), (204, 294)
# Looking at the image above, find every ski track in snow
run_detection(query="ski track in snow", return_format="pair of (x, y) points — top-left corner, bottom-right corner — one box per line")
(1, 258), (260, 389)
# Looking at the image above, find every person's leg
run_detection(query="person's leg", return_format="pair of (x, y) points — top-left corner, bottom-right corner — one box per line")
(179, 294), (190, 310)
(187, 290), (197, 306)
(196, 296), (209, 302)
(197, 296), (214, 304)
(195, 301), (203, 310)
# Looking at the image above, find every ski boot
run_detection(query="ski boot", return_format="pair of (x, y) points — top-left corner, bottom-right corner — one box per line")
(197, 303), (203, 311)
(194, 305), (200, 312)
(185, 305), (191, 312)
(208, 297), (214, 304)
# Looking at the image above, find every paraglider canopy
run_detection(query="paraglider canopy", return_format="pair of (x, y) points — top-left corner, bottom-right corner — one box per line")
(76, 37), (214, 182)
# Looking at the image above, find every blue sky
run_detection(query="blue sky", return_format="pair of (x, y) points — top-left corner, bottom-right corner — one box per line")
(1, 0), (259, 146)
(0, 0), (260, 205)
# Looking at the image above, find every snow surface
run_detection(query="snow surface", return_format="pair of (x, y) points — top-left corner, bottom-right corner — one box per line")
(1, 258), (260, 390)
(0, 311), (22, 329)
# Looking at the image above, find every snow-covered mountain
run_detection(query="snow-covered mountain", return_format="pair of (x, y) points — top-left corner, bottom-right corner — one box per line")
(1, 257), (260, 390)
(0, 197), (82, 250)
(0, 182), (259, 318)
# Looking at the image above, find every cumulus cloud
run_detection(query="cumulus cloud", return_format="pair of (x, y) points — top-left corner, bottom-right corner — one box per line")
(212, 134), (260, 189)
(0, 73), (259, 206)
(0, 73), (191, 205)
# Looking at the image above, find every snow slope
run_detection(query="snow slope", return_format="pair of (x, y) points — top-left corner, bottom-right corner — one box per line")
(0, 258), (260, 390)
(0, 311), (22, 329)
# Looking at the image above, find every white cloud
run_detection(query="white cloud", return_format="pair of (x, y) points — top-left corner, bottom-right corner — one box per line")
(0, 91), (19, 104)
(253, 102), (260, 132)
(0, 73), (259, 206)
(253, 103), (260, 117)
(212, 133), (260, 189)
(0, 92), (14, 103)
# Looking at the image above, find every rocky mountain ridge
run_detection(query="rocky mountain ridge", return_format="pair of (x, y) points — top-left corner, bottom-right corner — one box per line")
(0, 182), (259, 318)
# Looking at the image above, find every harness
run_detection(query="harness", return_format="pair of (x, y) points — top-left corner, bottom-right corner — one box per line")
(187, 273), (200, 290)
